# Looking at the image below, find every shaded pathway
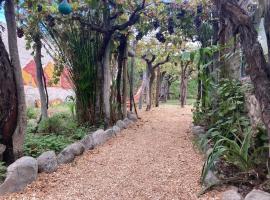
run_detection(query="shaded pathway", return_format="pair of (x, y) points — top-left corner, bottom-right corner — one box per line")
(3, 105), (220, 200)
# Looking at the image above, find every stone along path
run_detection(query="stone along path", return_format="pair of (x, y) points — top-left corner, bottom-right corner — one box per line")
(3, 105), (220, 200)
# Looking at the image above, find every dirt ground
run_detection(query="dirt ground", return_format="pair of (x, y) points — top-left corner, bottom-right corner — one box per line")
(2, 105), (222, 200)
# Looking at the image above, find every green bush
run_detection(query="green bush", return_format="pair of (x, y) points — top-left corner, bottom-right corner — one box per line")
(24, 111), (90, 157)
(194, 79), (248, 135)
(187, 79), (198, 99)
(194, 79), (268, 183)
(37, 113), (77, 135)
(26, 119), (38, 134)
(26, 107), (38, 120)
(24, 133), (72, 158)
(0, 162), (6, 183)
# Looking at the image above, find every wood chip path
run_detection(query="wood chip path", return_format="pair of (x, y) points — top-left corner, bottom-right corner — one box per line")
(3, 105), (221, 200)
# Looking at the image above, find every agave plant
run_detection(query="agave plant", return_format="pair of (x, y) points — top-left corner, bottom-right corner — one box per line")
(201, 127), (254, 182)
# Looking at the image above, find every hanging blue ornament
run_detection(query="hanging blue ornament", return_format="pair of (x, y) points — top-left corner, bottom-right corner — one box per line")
(58, 0), (72, 15)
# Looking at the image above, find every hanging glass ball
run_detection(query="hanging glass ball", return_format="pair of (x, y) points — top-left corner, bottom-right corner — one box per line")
(58, 0), (72, 15)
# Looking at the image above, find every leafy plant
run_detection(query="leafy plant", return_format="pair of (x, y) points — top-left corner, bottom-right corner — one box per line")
(26, 107), (38, 120)
(194, 79), (249, 142)
(0, 162), (6, 183)
(24, 133), (72, 158)
(37, 112), (76, 135)
(202, 128), (254, 181)
(66, 96), (76, 119)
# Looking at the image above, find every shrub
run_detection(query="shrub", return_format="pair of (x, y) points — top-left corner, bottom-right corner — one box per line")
(71, 126), (89, 140)
(37, 112), (77, 135)
(26, 119), (38, 134)
(193, 80), (269, 182)
(26, 107), (38, 120)
(24, 133), (72, 158)
(194, 79), (249, 142)
(0, 162), (6, 183)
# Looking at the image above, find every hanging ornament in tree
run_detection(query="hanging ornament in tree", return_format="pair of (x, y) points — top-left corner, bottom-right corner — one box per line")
(17, 27), (24, 38)
(153, 20), (160, 29)
(136, 32), (143, 41)
(37, 4), (43, 12)
(156, 32), (166, 43)
(58, 0), (72, 15)
(46, 14), (56, 27)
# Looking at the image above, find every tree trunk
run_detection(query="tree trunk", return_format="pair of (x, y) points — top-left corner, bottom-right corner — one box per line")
(145, 72), (151, 111)
(145, 65), (154, 111)
(216, 0), (270, 157)
(4, 0), (26, 159)
(0, 36), (17, 164)
(122, 37), (128, 118)
(180, 63), (189, 108)
(159, 73), (168, 102)
(116, 40), (124, 119)
(139, 72), (147, 109)
(34, 34), (48, 120)
(155, 66), (161, 107)
(167, 83), (172, 100)
(130, 41), (136, 112)
(103, 38), (112, 128)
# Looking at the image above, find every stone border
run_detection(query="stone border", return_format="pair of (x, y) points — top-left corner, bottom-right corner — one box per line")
(0, 113), (138, 195)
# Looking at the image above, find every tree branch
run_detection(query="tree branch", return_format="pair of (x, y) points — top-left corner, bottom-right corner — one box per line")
(153, 54), (170, 69)
(142, 53), (156, 65)
(72, 15), (108, 34)
(112, 0), (146, 31)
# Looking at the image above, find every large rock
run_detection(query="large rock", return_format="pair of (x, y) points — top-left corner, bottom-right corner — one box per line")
(222, 189), (243, 200)
(104, 129), (114, 138)
(57, 142), (85, 165)
(92, 129), (108, 146)
(245, 189), (270, 200)
(80, 134), (94, 150)
(203, 170), (220, 187)
(37, 151), (58, 173)
(191, 125), (205, 135)
(123, 118), (133, 127)
(127, 112), (138, 122)
(112, 125), (121, 135)
(0, 156), (38, 195)
(116, 120), (127, 130)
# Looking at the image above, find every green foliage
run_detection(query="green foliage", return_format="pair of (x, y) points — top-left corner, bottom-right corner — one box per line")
(26, 107), (39, 120)
(66, 96), (76, 119)
(37, 113), (76, 135)
(24, 133), (72, 158)
(26, 119), (38, 134)
(0, 162), (6, 183)
(25, 111), (89, 157)
(194, 79), (247, 128)
(170, 79), (197, 100)
(170, 80), (180, 99)
(195, 79), (268, 183)
(202, 128), (254, 181)
(188, 79), (198, 99)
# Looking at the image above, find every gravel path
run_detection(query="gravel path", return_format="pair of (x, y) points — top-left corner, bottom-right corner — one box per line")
(3, 105), (220, 200)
